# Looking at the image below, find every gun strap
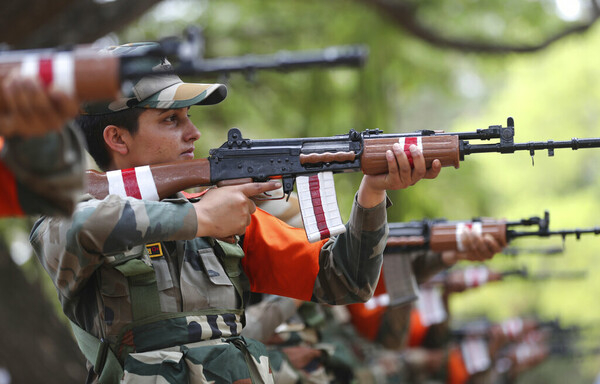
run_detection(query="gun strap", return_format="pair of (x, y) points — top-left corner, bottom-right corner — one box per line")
(69, 321), (123, 384)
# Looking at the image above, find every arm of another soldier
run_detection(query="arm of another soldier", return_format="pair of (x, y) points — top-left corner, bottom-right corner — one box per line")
(0, 72), (83, 216)
(241, 295), (302, 343)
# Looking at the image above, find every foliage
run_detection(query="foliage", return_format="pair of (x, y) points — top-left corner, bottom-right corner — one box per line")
(115, 1), (600, 380)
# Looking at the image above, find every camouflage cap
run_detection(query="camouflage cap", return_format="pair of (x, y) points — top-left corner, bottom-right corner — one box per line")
(82, 42), (227, 114)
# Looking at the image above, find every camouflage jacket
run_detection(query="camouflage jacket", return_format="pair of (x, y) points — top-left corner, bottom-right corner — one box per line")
(1, 122), (84, 217)
(30, 192), (387, 383)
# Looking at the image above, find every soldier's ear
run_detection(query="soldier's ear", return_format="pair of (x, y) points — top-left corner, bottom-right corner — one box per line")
(103, 125), (129, 156)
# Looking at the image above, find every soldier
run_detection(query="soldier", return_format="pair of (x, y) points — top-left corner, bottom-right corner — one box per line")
(30, 42), (443, 384)
(0, 70), (84, 217)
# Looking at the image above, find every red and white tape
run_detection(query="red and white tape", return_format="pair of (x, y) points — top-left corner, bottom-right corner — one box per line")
(455, 222), (483, 252)
(416, 287), (447, 326)
(500, 318), (524, 339)
(297, 172), (346, 243)
(397, 136), (423, 167)
(463, 265), (490, 288)
(461, 338), (491, 374)
(106, 165), (159, 201)
(20, 53), (75, 96)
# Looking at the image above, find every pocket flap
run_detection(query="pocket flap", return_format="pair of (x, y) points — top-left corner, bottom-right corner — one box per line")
(198, 249), (232, 286)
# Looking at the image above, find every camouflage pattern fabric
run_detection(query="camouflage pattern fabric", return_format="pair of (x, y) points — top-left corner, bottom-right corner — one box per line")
(243, 295), (298, 343)
(29, 192), (388, 383)
(1, 121), (84, 216)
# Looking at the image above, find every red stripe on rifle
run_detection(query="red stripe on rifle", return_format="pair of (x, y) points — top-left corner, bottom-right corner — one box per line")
(308, 175), (330, 240)
(38, 58), (53, 88)
(404, 137), (418, 168)
(121, 168), (142, 199)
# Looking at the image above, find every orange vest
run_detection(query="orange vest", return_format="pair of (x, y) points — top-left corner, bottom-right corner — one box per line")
(0, 138), (24, 217)
(447, 346), (470, 384)
(407, 309), (429, 347)
(345, 275), (389, 340)
(241, 207), (327, 300)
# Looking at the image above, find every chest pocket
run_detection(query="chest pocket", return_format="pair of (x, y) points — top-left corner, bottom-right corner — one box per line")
(145, 242), (179, 313)
(180, 239), (247, 312)
(103, 245), (161, 323)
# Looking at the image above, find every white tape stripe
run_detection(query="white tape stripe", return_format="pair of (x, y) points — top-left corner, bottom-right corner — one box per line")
(417, 288), (447, 326)
(106, 170), (127, 198)
(456, 222), (483, 252)
(297, 173), (346, 243)
(397, 136), (423, 150)
(464, 266), (489, 287)
(501, 318), (523, 338)
(135, 166), (159, 201)
(364, 293), (390, 310)
(461, 339), (491, 374)
(52, 53), (75, 96)
(317, 172), (345, 238)
(21, 55), (39, 78)
(297, 175), (321, 243)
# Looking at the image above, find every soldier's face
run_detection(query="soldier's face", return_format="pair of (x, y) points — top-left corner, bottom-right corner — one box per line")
(125, 107), (200, 166)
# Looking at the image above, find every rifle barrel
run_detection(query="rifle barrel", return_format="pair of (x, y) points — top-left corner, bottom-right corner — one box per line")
(172, 45), (369, 77)
(509, 227), (600, 239)
(463, 137), (600, 155)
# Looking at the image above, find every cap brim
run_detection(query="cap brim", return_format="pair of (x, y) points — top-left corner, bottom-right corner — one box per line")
(136, 82), (227, 109)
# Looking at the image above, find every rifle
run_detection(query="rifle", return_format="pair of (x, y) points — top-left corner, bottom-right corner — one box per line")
(501, 245), (564, 256)
(0, 27), (367, 109)
(425, 265), (587, 293)
(386, 210), (600, 252)
(86, 121), (600, 242)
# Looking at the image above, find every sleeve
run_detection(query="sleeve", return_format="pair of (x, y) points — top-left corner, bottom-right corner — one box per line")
(241, 295), (298, 342)
(242, 193), (387, 304)
(29, 194), (198, 299)
(1, 122), (85, 217)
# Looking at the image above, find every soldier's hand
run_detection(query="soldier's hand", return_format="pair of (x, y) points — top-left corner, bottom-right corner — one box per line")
(0, 70), (79, 138)
(281, 346), (322, 370)
(358, 143), (442, 208)
(193, 181), (281, 239)
(456, 227), (505, 261)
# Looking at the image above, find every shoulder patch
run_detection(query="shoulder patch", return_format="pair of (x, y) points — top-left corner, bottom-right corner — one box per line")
(146, 242), (163, 258)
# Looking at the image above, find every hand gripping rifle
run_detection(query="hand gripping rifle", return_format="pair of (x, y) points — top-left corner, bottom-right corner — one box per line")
(386, 210), (600, 253)
(0, 27), (368, 110)
(87, 120), (600, 242)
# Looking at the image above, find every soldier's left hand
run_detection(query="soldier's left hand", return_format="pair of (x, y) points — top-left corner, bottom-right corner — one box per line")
(358, 143), (442, 208)
(456, 227), (505, 261)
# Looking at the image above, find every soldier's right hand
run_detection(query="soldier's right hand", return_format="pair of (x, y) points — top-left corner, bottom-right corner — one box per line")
(0, 70), (79, 138)
(193, 181), (281, 239)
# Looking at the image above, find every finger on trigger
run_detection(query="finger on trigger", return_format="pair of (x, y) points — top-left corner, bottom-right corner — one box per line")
(240, 181), (282, 197)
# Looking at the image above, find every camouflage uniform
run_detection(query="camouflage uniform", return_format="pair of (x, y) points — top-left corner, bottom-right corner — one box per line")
(30, 190), (387, 383)
(0, 121), (84, 216)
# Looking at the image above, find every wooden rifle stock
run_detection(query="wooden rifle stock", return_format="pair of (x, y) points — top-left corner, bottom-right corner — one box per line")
(86, 159), (211, 200)
(0, 51), (121, 110)
(429, 221), (507, 252)
(360, 135), (461, 173)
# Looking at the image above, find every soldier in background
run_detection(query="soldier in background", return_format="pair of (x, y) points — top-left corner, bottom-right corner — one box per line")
(0, 70), (84, 217)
